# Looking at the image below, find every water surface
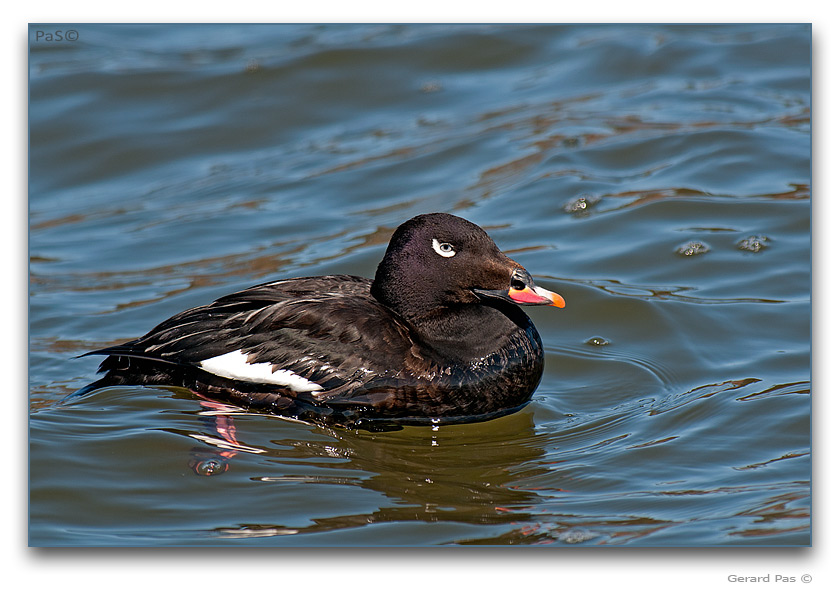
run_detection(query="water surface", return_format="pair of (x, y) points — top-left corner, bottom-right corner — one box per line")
(29, 23), (811, 546)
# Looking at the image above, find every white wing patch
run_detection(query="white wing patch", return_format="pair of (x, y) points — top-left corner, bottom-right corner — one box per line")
(198, 350), (323, 392)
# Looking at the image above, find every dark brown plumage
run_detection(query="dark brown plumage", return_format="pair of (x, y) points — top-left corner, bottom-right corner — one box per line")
(79, 213), (564, 429)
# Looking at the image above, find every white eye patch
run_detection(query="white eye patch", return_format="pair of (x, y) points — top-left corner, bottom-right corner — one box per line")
(432, 238), (456, 258)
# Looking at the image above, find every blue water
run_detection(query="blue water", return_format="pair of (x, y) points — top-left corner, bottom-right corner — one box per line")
(29, 23), (810, 547)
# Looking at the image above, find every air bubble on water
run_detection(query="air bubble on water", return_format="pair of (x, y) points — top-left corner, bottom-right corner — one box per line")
(563, 194), (601, 216)
(420, 80), (442, 93)
(585, 336), (611, 346)
(737, 235), (770, 253)
(560, 528), (598, 544)
(676, 241), (710, 256)
(244, 58), (260, 74)
(195, 458), (227, 476)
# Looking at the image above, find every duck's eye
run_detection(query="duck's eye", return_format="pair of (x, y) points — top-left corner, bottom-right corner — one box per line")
(432, 238), (456, 258)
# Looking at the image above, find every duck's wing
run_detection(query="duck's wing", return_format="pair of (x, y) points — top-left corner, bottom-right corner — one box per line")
(84, 275), (421, 394)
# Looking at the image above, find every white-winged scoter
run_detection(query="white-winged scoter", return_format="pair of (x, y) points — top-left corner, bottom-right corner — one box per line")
(79, 213), (564, 429)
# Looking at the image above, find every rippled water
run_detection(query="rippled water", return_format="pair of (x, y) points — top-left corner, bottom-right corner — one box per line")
(29, 23), (810, 546)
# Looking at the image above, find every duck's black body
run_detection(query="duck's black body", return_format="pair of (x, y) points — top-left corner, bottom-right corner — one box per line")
(80, 213), (564, 429)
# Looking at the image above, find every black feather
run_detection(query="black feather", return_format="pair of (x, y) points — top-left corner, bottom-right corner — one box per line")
(77, 214), (562, 429)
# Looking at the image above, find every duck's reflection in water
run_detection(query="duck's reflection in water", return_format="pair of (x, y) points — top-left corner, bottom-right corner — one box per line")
(178, 395), (556, 542)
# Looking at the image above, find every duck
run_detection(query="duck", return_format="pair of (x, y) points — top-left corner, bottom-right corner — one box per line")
(79, 213), (564, 429)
